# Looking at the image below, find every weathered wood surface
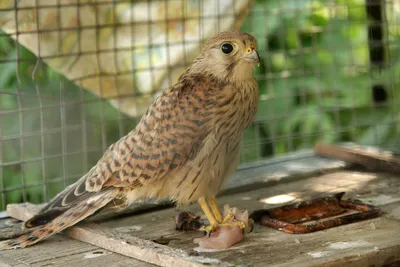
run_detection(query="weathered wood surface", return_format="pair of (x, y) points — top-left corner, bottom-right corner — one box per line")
(0, 233), (155, 267)
(0, 210), (154, 266)
(315, 142), (400, 173)
(96, 169), (400, 267)
(0, 210), (155, 266)
(4, 204), (222, 267)
(3, 168), (400, 266)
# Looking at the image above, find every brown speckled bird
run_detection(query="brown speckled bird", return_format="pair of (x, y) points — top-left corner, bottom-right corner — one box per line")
(0, 30), (259, 249)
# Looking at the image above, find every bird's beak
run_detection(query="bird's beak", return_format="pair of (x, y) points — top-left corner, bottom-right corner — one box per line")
(241, 50), (260, 64)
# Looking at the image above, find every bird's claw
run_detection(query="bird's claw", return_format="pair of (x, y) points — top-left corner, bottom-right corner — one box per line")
(203, 224), (217, 237)
(202, 212), (248, 236)
(248, 218), (255, 233)
(221, 212), (247, 233)
(221, 212), (234, 223)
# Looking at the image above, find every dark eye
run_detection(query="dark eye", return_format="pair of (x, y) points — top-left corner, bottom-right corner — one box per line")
(221, 43), (234, 54)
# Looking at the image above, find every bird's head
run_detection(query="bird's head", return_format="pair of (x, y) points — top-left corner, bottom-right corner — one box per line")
(190, 31), (260, 83)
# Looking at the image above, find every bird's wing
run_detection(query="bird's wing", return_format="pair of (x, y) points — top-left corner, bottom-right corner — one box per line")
(87, 78), (212, 187)
(26, 76), (212, 227)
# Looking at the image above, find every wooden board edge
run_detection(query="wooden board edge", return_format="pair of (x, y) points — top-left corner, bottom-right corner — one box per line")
(324, 243), (400, 267)
(6, 203), (229, 267)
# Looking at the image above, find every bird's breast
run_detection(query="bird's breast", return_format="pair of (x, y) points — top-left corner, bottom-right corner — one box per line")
(211, 81), (259, 139)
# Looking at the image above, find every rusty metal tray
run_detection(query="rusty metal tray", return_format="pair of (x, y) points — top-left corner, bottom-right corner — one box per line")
(250, 192), (382, 234)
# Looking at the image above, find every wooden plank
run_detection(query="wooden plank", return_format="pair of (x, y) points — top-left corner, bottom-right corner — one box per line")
(0, 254), (26, 267)
(33, 248), (155, 267)
(96, 170), (400, 267)
(223, 149), (347, 194)
(272, 219), (400, 267)
(6, 203), (43, 222)
(0, 235), (155, 267)
(0, 210), (154, 266)
(315, 142), (400, 173)
(5, 170), (400, 266)
(5, 204), (228, 267)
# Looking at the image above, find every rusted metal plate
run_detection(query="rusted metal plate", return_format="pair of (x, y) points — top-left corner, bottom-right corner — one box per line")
(251, 192), (382, 234)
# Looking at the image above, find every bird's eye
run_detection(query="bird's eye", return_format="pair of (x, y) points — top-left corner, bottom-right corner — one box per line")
(221, 43), (234, 54)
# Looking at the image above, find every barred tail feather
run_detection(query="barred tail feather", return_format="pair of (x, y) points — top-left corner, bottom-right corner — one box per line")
(0, 188), (119, 250)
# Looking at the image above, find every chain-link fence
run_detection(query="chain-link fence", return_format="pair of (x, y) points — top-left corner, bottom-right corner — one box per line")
(0, 0), (399, 210)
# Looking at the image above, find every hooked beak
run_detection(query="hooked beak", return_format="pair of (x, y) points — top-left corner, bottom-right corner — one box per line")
(241, 50), (260, 64)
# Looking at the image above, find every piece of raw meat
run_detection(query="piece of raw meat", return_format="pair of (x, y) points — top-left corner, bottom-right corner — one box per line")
(194, 205), (253, 249)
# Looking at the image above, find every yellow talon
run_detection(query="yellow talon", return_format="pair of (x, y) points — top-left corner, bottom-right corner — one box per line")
(220, 218), (247, 234)
(202, 215), (247, 236)
(222, 213), (234, 223)
(203, 223), (218, 236)
(221, 220), (246, 229)
(198, 198), (251, 236)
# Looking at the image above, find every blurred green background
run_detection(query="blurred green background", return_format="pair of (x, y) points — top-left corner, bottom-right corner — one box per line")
(1, 0), (400, 209)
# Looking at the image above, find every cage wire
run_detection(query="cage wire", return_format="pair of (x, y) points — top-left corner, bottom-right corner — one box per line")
(0, 0), (399, 211)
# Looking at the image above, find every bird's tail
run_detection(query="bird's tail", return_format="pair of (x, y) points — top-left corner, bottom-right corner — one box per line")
(0, 188), (119, 250)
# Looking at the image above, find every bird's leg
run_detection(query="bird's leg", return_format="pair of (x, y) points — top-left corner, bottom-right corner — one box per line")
(199, 197), (247, 235)
(207, 197), (223, 223)
(198, 197), (218, 234)
(207, 197), (245, 229)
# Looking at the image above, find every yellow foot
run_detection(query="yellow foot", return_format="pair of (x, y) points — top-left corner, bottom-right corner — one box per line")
(220, 209), (255, 234)
(203, 218), (249, 236)
(203, 223), (218, 236)
(198, 199), (254, 236)
(221, 213), (234, 223)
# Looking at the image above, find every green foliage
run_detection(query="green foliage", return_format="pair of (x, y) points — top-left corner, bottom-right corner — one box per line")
(240, 0), (400, 160)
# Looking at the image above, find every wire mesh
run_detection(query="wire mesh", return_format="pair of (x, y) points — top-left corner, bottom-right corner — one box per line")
(0, 0), (399, 210)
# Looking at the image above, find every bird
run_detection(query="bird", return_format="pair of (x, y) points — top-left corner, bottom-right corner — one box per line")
(0, 30), (260, 249)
